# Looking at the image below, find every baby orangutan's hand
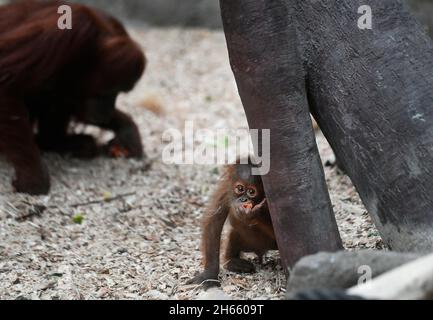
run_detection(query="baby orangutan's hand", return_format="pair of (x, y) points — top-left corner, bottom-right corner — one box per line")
(108, 143), (130, 158)
(252, 198), (268, 214)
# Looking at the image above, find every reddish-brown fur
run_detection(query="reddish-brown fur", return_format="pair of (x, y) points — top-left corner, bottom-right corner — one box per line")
(0, 0), (146, 195)
(188, 159), (277, 288)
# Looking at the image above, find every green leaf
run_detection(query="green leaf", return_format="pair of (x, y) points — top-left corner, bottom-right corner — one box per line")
(72, 214), (84, 225)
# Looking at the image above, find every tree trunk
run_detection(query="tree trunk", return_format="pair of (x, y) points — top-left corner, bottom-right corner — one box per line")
(296, 0), (433, 251)
(221, 0), (433, 259)
(220, 0), (343, 269)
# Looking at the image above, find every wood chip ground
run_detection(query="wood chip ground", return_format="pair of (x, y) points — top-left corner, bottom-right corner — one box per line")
(0, 27), (384, 300)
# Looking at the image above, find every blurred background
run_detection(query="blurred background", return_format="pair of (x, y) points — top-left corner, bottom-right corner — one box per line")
(72, 0), (222, 28)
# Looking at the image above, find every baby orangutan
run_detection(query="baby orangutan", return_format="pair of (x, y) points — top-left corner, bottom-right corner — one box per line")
(188, 158), (277, 288)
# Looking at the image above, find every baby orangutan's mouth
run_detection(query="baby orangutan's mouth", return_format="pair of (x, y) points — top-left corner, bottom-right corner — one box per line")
(237, 202), (257, 218)
(237, 198), (267, 219)
(242, 202), (253, 210)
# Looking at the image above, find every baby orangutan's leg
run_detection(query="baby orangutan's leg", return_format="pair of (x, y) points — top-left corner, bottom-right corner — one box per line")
(224, 230), (256, 274)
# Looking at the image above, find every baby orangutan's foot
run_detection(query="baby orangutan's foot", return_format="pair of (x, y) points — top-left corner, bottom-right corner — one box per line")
(225, 258), (256, 273)
(186, 271), (221, 290)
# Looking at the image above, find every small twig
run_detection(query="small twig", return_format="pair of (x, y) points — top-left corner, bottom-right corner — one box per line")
(4, 202), (18, 218)
(15, 206), (46, 222)
(6, 201), (46, 222)
(68, 192), (136, 208)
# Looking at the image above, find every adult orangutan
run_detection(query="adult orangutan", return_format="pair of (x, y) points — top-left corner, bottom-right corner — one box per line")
(0, 0), (146, 195)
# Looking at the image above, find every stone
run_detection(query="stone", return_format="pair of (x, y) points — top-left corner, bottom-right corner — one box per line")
(286, 250), (420, 299)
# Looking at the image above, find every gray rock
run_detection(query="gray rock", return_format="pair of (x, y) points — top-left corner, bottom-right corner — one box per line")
(197, 288), (231, 300)
(286, 250), (420, 299)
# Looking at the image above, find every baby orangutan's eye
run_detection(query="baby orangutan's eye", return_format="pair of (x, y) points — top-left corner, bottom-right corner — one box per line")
(247, 188), (257, 198)
(235, 184), (245, 194)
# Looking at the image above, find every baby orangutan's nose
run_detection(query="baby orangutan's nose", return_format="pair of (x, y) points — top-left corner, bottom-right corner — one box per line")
(240, 196), (248, 203)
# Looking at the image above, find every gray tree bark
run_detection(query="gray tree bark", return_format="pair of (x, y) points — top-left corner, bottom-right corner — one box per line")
(221, 0), (433, 267)
(297, 0), (433, 252)
(220, 0), (343, 269)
